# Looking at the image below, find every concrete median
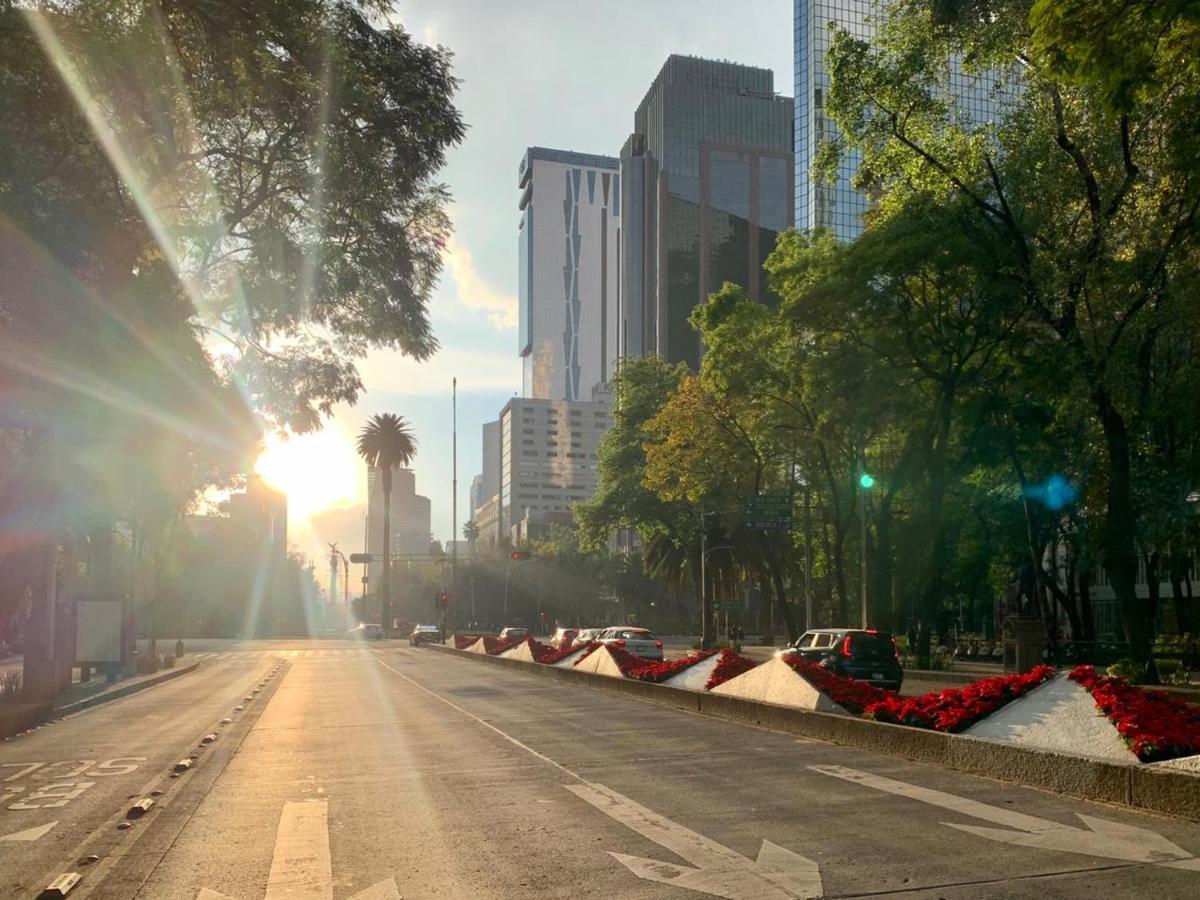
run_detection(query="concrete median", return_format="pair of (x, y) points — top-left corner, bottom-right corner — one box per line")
(427, 642), (1200, 820)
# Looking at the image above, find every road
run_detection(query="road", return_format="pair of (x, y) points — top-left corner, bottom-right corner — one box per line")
(2, 640), (1199, 899)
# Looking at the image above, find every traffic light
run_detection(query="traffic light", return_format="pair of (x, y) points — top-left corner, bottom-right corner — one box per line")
(435, 592), (449, 610)
(510, 550), (531, 561)
(858, 472), (875, 489)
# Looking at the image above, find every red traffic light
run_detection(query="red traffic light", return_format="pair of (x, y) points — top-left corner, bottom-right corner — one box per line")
(435, 592), (449, 609)
(510, 551), (531, 561)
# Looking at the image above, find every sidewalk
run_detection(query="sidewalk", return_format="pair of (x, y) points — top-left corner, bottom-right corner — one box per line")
(0, 658), (201, 738)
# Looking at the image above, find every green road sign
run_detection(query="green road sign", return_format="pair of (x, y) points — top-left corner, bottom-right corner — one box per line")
(742, 493), (793, 530)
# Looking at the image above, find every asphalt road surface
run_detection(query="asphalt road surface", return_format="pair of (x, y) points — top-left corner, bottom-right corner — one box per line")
(2, 640), (1199, 899)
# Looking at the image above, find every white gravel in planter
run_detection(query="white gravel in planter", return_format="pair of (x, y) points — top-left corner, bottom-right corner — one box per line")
(963, 672), (1136, 764)
(1152, 754), (1200, 773)
(662, 653), (723, 691)
(711, 657), (847, 714)
(551, 645), (592, 668)
(571, 646), (626, 678)
(499, 642), (536, 662)
(463, 638), (488, 654)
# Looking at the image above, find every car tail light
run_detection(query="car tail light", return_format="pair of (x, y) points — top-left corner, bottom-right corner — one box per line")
(841, 635), (853, 657)
(655, 641), (663, 649)
(615, 639), (626, 648)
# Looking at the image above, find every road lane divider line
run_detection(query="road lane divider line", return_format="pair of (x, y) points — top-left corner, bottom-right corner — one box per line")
(373, 655), (825, 899)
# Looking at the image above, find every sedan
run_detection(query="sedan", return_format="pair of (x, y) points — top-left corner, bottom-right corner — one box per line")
(347, 623), (384, 641)
(548, 627), (578, 649)
(598, 627), (664, 661)
(780, 628), (903, 691)
(410, 624), (442, 646)
(497, 626), (529, 641)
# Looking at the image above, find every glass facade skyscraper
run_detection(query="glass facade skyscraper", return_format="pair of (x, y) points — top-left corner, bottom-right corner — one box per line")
(795, 0), (1012, 239)
(620, 55), (794, 369)
(518, 147), (621, 400)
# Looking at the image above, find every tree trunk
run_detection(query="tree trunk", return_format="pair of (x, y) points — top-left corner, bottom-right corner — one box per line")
(1169, 546), (1193, 635)
(1078, 571), (1096, 641)
(764, 540), (799, 642)
(1094, 387), (1151, 664)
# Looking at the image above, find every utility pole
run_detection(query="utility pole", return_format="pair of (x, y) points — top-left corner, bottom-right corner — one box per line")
(858, 445), (871, 630)
(804, 481), (813, 632)
(450, 376), (458, 637)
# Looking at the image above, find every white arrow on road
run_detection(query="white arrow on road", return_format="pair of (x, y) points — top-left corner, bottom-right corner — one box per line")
(566, 783), (823, 899)
(197, 800), (399, 900)
(1, 821), (56, 842)
(811, 764), (1200, 871)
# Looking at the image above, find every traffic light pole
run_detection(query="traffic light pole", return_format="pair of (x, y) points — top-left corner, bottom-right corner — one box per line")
(859, 446), (869, 629)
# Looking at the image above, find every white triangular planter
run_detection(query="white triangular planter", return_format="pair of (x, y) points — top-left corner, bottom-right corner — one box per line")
(463, 638), (488, 655)
(662, 653), (723, 691)
(551, 644), (594, 668)
(1150, 754), (1200, 773)
(499, 641), (537, 662)
(963, 672), (1138, 764)
(571, 646), (627, 679)
(710, 657), (847, 714)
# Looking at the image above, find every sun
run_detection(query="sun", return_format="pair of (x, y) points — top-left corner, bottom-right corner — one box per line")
(254, 426), (360, 521)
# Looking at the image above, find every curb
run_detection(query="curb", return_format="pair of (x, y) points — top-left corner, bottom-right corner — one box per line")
(428, 643), (1200, 821)
(53, 661), (201, 717)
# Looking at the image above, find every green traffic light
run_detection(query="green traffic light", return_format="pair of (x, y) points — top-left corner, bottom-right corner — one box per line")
(859, 472), (875, 489)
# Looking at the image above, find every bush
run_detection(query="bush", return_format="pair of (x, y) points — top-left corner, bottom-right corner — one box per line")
(1106, 657), (1141, 681)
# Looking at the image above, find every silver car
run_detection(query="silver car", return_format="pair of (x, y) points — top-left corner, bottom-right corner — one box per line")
(598, 627), (663, 660)
(574, 627), (607, 644)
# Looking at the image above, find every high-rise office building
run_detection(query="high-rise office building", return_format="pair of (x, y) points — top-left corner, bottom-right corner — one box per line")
(365, 466), (431, 592)
(794, 0), (1010, 239)
(620, 55), (794, 368)
(498, 397), (612, 544)
(518, 147), (621, 400)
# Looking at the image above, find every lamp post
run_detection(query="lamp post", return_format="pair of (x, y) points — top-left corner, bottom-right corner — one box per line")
(858, 448), (874, 630)
(701, 542), (733, 647)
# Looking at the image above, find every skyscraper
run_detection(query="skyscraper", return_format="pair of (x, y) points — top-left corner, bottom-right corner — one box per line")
(794, 0), (1010, 239)
(518, 147), (621, 400)
(620, 55), (794, 368)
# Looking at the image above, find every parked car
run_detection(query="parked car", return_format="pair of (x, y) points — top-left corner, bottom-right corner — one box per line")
(548, 627), (578, 649)
(497, 626), (529, 641)
(574, 627), (607, 644)
(598, 627), (664, 661)
(347, 623), (384, 641)
(410, 624), (442, 646)
(780, 628), (903, 691)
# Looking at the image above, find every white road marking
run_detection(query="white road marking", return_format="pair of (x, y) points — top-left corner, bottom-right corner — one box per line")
(375, 656), (823, 899)
(568, 783), (822, 899)
(196, 800), (399, 900)
(811, 765), (1200, 870)
(1, 821), (56, 842)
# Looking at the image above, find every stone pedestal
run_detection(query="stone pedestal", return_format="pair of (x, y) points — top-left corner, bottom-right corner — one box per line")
(1003, 617), (1045, 673)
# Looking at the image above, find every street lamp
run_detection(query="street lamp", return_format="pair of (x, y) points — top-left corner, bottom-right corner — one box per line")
(858, 449), (872, 630)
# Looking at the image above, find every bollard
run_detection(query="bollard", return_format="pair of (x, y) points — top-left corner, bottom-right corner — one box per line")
(175, 639), (184, 658)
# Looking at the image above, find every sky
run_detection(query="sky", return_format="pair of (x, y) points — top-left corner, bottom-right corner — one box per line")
(265, 1), (795, 583)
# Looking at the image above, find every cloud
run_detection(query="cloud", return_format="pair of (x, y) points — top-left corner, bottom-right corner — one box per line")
(443, 235), (517, 330)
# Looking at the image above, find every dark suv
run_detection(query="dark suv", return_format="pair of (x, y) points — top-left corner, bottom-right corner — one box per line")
(781, 628), (903, 691)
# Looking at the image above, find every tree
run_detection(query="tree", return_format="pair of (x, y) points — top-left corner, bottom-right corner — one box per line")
(824, 0), (1200, 664)
(356, 414), (416, 633)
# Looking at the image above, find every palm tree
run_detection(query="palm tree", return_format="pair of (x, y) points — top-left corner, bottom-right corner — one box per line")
(356, 414), (417, 634)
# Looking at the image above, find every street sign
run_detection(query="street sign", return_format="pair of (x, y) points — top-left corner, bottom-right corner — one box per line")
(742, 494), (793, 530)
(349, 553), (374, 564)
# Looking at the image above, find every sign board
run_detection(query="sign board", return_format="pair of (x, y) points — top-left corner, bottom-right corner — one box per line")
(76, 600), (122, 663)
(742, 494), (793, 530)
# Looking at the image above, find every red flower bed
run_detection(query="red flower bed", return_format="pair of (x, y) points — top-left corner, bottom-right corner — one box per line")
(453, 635), (478, 650)
(779, 655), (893, 714)
(864, 665), (1055, 732)
(629, 650), (718, 683)
(705, 649), (759, 690)
(1069, 665), (1200, 762)
(602, 644), (651, 674)
(481, 635), (524, 655)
